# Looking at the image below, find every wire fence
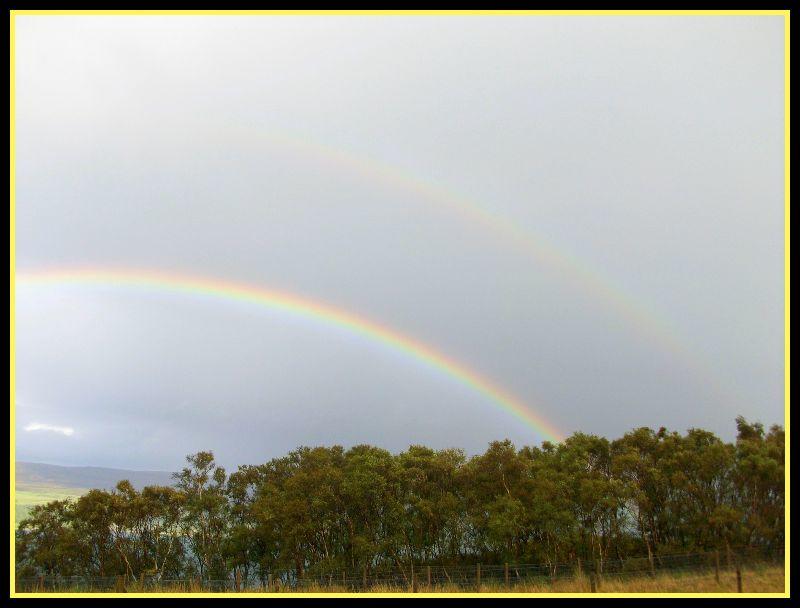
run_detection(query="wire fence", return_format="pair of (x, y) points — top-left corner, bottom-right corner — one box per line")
(16, 546), (784, 593)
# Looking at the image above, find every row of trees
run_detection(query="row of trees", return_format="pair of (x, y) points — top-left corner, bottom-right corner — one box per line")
(16, 417), (784, 585)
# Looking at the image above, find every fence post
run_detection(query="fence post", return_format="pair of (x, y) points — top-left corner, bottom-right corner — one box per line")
(736, 563), (743, 593)
(363, 565), (367, 590)
(427, 565), (431, 588)
(715, 551), (720, 583)
(235, 569), (241, 592)
(590, 573), (596, 593)
(411, 563), (417, 593)
(267, 573), (272, 592)
(476, 563), (481, 592)
(505, 562), (509, 588)
(38, 575), (44, 592)
(115, 575), (125, 593)
(342, 570), (346, 590)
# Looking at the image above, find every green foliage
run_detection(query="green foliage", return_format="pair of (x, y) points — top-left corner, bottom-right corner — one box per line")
(15, 418), (785, 582)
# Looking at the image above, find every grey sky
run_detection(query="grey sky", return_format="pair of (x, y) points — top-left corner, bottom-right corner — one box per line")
(14, 15), (784, 470)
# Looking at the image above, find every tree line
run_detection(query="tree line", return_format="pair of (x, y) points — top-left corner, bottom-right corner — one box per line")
(16, 417), (784, 585)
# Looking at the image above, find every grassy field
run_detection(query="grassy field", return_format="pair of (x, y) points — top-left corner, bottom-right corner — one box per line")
(17, 564), (785, 594)
(15, 461), (173, 526)
(15, 485), (87, 524)
(14, 460), (172, 524)
(272, 566), (786, 594)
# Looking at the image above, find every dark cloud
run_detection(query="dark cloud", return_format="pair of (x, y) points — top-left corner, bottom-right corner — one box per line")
(14, 15), (784, 469)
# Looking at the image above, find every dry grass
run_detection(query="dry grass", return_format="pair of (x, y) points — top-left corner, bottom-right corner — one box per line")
(19, 564), (785, 594)
(287, 565), (785, 594)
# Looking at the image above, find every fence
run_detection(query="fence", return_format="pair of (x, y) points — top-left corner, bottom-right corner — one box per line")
(16, 546), (783, 593)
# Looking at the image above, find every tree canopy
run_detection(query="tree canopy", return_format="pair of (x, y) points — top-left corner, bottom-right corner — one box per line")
(16, 418), (784, 585)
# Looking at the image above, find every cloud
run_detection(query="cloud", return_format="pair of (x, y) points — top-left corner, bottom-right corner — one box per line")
(12, 16), (785, 468)
(23, 422), (75, 437)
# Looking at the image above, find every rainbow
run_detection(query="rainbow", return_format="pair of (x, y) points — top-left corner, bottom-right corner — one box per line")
(216, 126), (740, 410)
(15, 268), (565, 443)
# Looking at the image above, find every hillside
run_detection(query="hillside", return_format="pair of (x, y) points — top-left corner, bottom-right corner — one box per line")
(15, 461), (175, 523)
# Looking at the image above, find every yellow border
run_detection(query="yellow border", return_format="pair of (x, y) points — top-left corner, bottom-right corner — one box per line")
(784, 7), (791, 598)
(9, 9), (790, 599)
(6, 9), (793, 16)
(9, 6), (16, 599)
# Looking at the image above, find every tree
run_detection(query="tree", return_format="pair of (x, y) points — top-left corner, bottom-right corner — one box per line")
(16, 417), (785, 585)
(173, 451), (229, 580)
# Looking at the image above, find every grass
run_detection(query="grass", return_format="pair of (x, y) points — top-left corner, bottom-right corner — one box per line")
(14, 485), (87, 524)
(17, 564), (786, 594)
(288, 565), (785, 594)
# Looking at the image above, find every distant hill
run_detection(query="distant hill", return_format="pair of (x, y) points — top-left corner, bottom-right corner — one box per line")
(15, 461), (175, 524)
(16, 461), (175, 492)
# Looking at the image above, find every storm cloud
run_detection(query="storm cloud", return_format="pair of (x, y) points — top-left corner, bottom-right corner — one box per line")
(14, 15), (784, 470)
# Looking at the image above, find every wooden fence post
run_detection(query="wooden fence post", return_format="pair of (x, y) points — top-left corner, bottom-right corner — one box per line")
(476, 563), (481, 592)
(736, 564), (743, 593)
(590, 573), (596, 593)
(267, 573), (272, 592)
(505, 562), (509, 588)
(115, 575), (125, 593)
(427, 565), (431, 588)
(714, 551), (720, 583)
(235, 569), (241, 592)
(411, 563), (417, 593)
(363, 565), (367, 590)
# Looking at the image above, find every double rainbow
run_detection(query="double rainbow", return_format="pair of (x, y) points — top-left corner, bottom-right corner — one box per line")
(212, 125), (738, 409)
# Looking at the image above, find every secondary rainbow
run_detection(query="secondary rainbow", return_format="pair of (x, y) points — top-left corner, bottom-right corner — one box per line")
(214, 125), (740, 410)
(16, 267), (565, 443)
